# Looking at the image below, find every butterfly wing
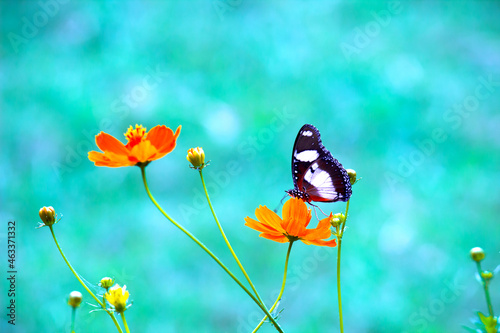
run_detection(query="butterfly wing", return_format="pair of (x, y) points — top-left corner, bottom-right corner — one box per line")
(289, 124), (351, 202)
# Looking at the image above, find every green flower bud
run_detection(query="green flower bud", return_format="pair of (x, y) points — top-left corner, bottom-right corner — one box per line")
(68, 291), (82, 308)
(330, 217), (342, 227)
(332, 213), (346, 223)
(481, 271), (493, 281)
(99, 277), (115, 289)
(470, 247), (485, 262)
(346, 169), (357, 185)
(39, 206), (57, 227)
(330, 213), (345, 227)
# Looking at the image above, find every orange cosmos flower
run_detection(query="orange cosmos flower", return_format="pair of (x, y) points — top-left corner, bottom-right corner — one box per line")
(88, 124), (181, 167)
(244, 197), (337, 247)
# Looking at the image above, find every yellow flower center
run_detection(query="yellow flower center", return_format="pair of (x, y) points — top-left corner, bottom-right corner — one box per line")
(125, 124), (147, 148)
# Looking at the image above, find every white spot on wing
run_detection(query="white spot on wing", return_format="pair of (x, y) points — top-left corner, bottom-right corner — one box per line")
(311, 170), (333, 188)
(302, 130), (313, 137)
(303, 162), (323, 183)
(304, 164), (337, 199)
(294, 150), (319, 162)
(304, 164), (316, 183)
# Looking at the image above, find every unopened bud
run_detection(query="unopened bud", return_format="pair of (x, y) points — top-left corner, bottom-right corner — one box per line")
(346, 169), (357, 185)
(470, 247), (485, 262)
(39, 206), (57, 227)
(187, 147), (206, 170)
(481, 271), (493, 281)
(100, 277), (114, 289)
(330, 213), (345, 227)
(68, 291), (82, 308)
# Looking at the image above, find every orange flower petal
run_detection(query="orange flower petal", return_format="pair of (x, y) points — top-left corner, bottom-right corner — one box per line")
(244, 217), (280, 234)
(88, 151), (133, 167)
(282, 198), (310, 228)
(260, 233), (289, 243)
(301, 238), (337, 247)
(302, 228), (332, 242)
(129, 140), (158, 163)
(282, 198), (311, 236)
(147, 125), (181, 155)
(95, 132), (129, 155)
(301, 215), (331, 239)
(146, 125), (168, 148)
(254, 206), (284, 233)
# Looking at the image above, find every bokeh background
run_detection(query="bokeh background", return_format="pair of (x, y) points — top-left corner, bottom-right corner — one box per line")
(1, 1), (500, 332)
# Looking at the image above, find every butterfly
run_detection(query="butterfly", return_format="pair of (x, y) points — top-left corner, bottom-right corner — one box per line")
(286, 124), (352, 203)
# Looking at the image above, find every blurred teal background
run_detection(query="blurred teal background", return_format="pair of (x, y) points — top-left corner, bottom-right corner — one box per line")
(1, 1), (500, 332)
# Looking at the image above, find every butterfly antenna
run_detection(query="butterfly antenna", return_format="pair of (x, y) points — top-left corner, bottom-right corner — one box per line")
(274, 193), (288, 213)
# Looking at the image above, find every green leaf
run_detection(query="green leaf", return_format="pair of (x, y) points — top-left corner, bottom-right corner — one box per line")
(477, 312), (498, 333)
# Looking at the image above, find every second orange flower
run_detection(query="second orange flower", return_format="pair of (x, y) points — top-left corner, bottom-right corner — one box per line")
(245, 197), (337, 247)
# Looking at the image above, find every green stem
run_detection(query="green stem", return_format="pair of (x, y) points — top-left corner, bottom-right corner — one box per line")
(336, 200), (350, 333)
(252, 242), (294, 333)
(476, 262), (495, 317)
(336, 235), (344, 333)
(48, 226), (123, 333)
(71, 307), (76, 333)
(199, 171), (266, 303)
(140, 166), (283, 332)
(121, 313), (131, 333)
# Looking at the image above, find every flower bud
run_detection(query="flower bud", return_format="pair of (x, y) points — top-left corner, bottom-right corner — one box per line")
(481, 271), (493, 281)
(470, 247), (485, 262)
(68, 291), (83, 308)
(346, 169), (357, 185)
(333, 213), (346, 223)
(39, 206), (57, 226)
(187, 147), (206, 170)
(330, 213), (345, 227)
(330, 217), (342, 227)
(99, 277), (114, 289)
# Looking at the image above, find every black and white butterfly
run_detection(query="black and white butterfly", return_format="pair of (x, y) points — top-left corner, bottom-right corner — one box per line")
(286, 124), (352, 203)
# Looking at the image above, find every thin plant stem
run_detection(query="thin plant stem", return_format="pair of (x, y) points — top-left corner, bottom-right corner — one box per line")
(336, 235), (344, 333)
(476, 262), (495, 317)
(121, 313), (131, 333)
(48, 226), (123, 333)
(70, 307), (76, 333)
(336, 199), (350, 333)
(252, 241), (294, 333)
(140, 166), (283, 332)
(198, 170), (266, 304)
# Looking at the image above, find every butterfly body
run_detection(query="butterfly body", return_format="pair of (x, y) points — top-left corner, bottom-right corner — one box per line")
(286, 124), (352, 203)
